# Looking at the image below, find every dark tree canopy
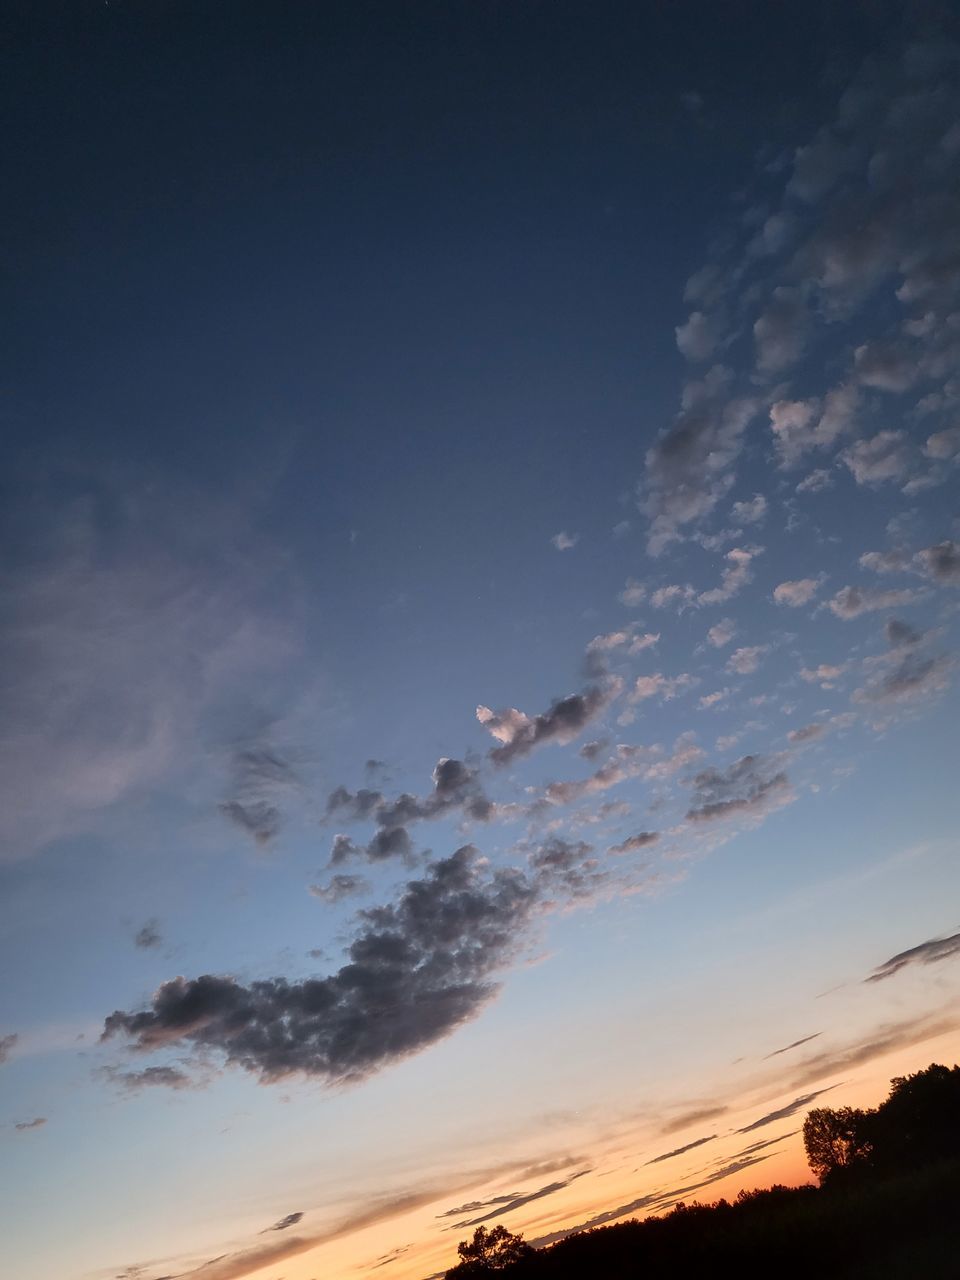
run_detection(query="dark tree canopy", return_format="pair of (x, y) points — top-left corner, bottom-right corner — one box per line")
(446, 1224), (534, 1276)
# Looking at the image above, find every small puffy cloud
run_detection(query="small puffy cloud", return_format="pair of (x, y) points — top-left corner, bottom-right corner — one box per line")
(754, 286), (808, 373)
(15, 1117), (47, 1131)
(859, 548), (912, 574)
(796, 468), (834, 494)
(0, 1033), (17, 1065)
(698, 545), (763, 606)
(725, 645), (769, 675)
(853, 340), (917, 392)
(579, 739), (608, 761)
(698, 689), (730, 710)
(730, 494), (768, 525)
(478, 682), (621, 766)
(135, 920), (162, 950)
(618, 578), (646, 607)
(924, 426), (960, 460)
(915, 539), (960, 584)
(885, 618), (923, 649)
(630, 672), (699, 703)
(676, 310), (722, 362)
(309, 874), (370, 904)
(842, 431), (912, 486)
(865, 930), (960, 983)
(773, 577), (822, 607)
(629, 632), (660, 654)
(788, 723), (825, 744)
(651, 583), (697, 611)
(770, 385), (857, 468)
(551, 532), (579, 551)
(102, 1065), (194, 1092)
(706, 617), (737, 648)
(609, 831), (659, 855)
(799, 663), (846, 688)
(828, 584), (926, 618)
(686, 753), (791, 823)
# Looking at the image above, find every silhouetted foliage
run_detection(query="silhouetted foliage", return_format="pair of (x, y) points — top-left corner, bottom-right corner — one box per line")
(447, 1224), (534, 1275)
(445, 1065), (960, 1280)
(803, 1063), (960, 1185)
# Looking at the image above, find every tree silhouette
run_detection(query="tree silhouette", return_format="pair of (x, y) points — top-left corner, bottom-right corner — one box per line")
(446, 1224), (534, 1276)
(802, 1106), (872, 1183)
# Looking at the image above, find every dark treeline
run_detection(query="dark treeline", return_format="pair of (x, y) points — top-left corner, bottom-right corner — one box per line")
(444, 1064), (960, 1280)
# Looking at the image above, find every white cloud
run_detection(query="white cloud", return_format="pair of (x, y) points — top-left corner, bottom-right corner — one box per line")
(842, 431), (913, 486)
(619, 578), (646, 607)
(725, 645), (769, 675)
(698, 545), (763, 606)
(551, 531), (579, 551)
(706, 617), (737, 648)
(730, 494), (768, 525)
(773, 577), (822, 607)
(630, 672), (699, 703)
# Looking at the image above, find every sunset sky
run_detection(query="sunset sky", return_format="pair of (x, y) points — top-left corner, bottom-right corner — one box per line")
(2, 5), (960, 1279)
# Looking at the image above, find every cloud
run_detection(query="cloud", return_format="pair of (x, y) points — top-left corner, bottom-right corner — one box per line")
(763, 1033), (822, 1060)
(698, 545), (763, 606)
(102, 847), (541, 1086)
(135, 920), (162, 950)
(842, 431), (912, 486)
(915, 539), (960, 584)
(262, 1212), (304, 1233)
(788, 723), (825, 744)
(706, 617), (737, 648)
(796, 467), (834, 494)
(630, 672), (699, 702)
(788, 1011), (960, 1091)
(618, 578), (646, 607)
(640, 384), (760, 555)
(676, 311), (722, 362)
(645, 1133), (718, 1165)
(735, 1087), (834, 1134)
(698, 689), (730, 710)
(14, 1117), (47, 1131)
(725, 645), (769, 675)
(827, 585), (926, 618)
(865, 931), (960, 983)
(853, 340), (917, 392)
(650, 583), (697, 611)
(579, 739), (608, 761)
(858, 548), (912, 574)
(608, 831), (659, 855)
(219, 740), (302, 846)
(551, 532), (579, 551)
(102, 1065), (195, 1092)
(478, 682), (621, 766)
(924, 426), (960, 459)
(885, 618), (923, 649)
(0, 1033), (18, 1065)
(754, 287), (808, 373)
(852, 650), (952, 705)
(447, 1171), (590, 1230)
(798, 663), (846, 688)
(773, 578), (822, 607)
(686, 754), (791, 823)
(770, 386), (858, 468)
(309, 874), (371, 903)
(730, 494), (767, 525)
(659, 1105), (728, 1137)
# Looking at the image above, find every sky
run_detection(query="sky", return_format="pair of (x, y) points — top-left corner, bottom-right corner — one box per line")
(2, 3), (960, 1278)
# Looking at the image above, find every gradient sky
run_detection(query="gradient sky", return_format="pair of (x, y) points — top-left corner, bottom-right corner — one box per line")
(3, 5), (960, 1279)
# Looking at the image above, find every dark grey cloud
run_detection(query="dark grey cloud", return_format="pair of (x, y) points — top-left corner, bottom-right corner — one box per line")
(754, 286), (808, 373)
(102, 847), (540, 1086)
(735, 1086), (834, 1134)
(660, 1104), (728, 1136)
(828, 584), (926, 619)
(528, 837), (607, 902)
(325, 759), (495, 864)
(645, 1133), (717, 1165)
(579, 739), (609, 761)
(853, 650), (952, 704)
(885, 618), (923, 649)
(219, 742), (301, 846)
(731, 1129), (799, 1159)
(685, 754), (790, 823)
(609, 831), (659, 854)
(15, 1117), (46, 1131)
(763, 1032), (821, 1060)
(0, 1032), (17, 1065)
(261, 1212), (303, 1233)
(915, 539), (960, 584)
(478, 682), (621, 765)
(787, 723), (824, 744)
(447, 1171), (590, 1230)
(102, 1065), (194, 1091)
(308, 874), (370, 904)
(135, 919), (162, 950)
(865, 930), (960, 983)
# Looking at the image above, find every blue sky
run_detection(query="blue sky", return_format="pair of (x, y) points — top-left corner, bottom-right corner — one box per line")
(2, 5), (960, 1279)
